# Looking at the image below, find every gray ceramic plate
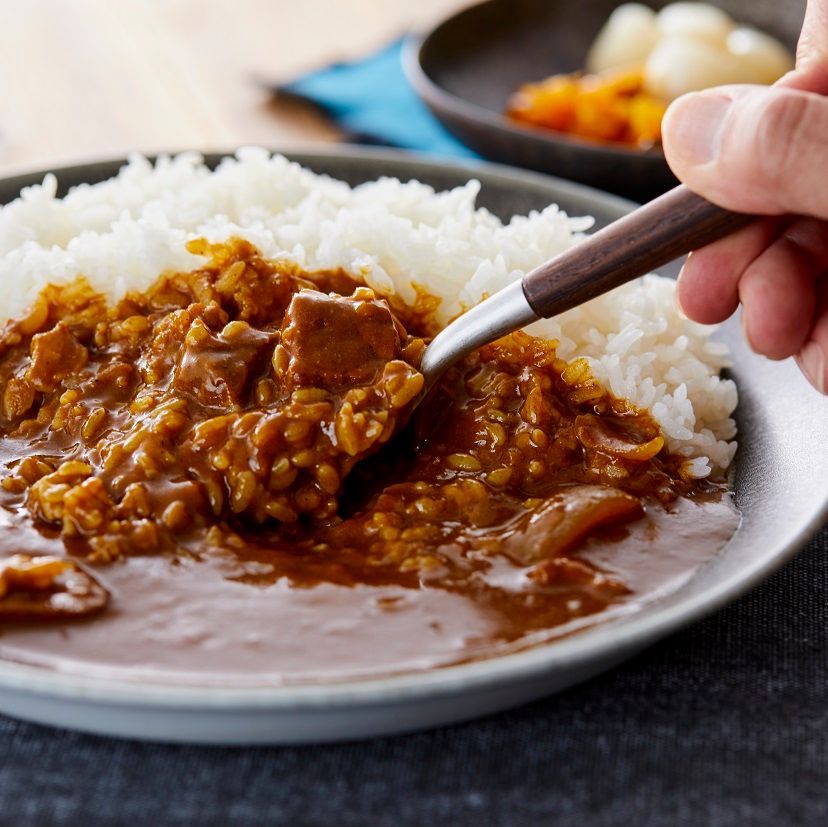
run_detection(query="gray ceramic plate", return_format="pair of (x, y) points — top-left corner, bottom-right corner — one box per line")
(406, 0), (805, 201)
(0, 147), (824, 745)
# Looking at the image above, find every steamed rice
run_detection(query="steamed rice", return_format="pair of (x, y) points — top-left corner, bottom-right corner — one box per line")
(0, 147), (737, 476)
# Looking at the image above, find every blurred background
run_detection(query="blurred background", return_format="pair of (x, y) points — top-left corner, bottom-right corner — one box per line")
(0, 0), (466, 174)
(0, 0), (805, 200)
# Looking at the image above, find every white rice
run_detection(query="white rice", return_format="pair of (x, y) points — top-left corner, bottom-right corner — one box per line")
(0, 147), (737, 476)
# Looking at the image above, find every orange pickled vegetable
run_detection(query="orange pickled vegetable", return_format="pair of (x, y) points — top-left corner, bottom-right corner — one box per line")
(506, 67), (667, 148)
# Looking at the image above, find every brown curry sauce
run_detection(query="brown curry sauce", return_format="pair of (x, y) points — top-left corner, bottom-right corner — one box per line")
(0, 238), (738, 681)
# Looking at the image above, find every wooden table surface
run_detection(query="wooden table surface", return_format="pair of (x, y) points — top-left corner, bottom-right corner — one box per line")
(0, 0), (467, 176)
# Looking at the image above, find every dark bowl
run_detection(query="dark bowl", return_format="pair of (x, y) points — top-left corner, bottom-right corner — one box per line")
(406, 0), (805, 201)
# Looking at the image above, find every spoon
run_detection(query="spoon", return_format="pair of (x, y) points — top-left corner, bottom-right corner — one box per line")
(418, 184), (753, 399)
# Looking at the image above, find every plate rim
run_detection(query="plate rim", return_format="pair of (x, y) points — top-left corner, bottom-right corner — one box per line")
(0, 145), (824, 713)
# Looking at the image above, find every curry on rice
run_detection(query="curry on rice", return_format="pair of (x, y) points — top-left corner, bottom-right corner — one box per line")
(0, 238), (738, 676)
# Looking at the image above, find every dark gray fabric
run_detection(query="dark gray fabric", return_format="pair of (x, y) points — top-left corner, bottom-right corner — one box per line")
(0, 524), (825, 827)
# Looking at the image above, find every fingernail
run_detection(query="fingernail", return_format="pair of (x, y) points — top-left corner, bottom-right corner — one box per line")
(739, 311), (756, 352)
(669, 93), (732, 166)
(674, 268), (687, 318)
(796, 341), (826, 394)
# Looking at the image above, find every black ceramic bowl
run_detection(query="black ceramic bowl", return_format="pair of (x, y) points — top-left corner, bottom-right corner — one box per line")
(406, 0), (805, 201)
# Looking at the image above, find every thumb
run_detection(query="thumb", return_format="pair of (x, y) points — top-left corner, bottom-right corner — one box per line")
(662, 85), (828, 218)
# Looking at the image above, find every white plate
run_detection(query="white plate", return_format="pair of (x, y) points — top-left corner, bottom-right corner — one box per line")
(0, 147), (825, 744)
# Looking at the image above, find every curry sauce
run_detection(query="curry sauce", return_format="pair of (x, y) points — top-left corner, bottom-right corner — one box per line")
(0, 239), (738, 681)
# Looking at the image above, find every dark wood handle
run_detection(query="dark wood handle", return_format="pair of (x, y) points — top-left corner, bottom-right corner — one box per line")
(522, 185), (754, 318)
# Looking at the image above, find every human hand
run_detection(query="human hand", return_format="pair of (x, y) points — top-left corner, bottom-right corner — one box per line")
(661, 0), (828, 393)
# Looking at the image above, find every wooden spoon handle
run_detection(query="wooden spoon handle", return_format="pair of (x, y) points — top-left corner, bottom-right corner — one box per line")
(521, 185), (754, 319)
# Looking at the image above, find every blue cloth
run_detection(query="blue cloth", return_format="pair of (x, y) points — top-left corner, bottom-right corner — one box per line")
(279, 39), (479, 159)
